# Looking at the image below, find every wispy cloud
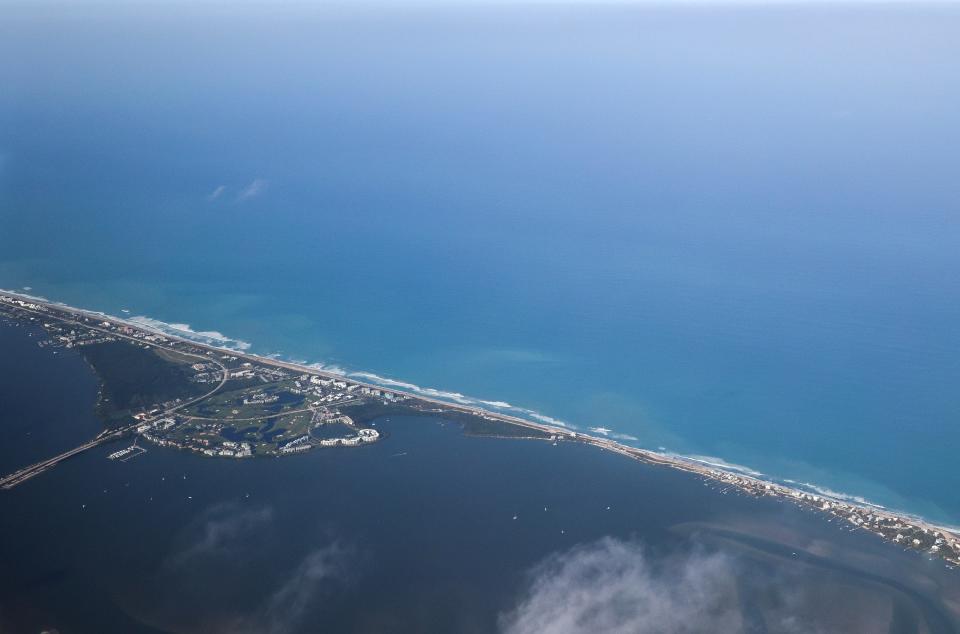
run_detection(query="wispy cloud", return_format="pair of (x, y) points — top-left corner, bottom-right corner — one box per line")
(207, 184), (227, 201)
(169, 502), (273, 568)
(257, 542), (354, 634)
(500, 538), (744, 634)
(148, 502), (358, 634)
(236, 178), (268, 202)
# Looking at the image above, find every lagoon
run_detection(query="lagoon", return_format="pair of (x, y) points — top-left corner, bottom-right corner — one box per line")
(1, 320), (958, 633)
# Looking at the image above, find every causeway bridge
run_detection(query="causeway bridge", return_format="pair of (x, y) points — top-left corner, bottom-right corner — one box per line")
(0, 424), (136, 490)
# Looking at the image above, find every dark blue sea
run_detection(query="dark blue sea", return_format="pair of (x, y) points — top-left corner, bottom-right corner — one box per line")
(1, 2), (959, 526)
(2, 320), (960, 633)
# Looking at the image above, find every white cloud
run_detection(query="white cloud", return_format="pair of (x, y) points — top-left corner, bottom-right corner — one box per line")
(501, 538), (744, 634)
(257, 543), (353, 634)
(207, 184), (227, 201)
(169, 503), (273, 567)
(236, 178), (268, 202)
(152, 502), (356, 634)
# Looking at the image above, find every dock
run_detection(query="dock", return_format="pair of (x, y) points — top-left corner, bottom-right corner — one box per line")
(108, 438), (147, 462)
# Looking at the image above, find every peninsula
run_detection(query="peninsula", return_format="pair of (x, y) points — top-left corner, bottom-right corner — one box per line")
(1, 290), (958, 569)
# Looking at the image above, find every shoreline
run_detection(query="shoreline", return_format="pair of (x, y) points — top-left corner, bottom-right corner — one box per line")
(2, 288), (958, 567)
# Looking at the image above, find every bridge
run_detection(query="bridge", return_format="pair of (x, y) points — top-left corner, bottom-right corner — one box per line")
(0, 424), (136, 490)
(0, 301), (229, 490)
(1, 367), (226, 490)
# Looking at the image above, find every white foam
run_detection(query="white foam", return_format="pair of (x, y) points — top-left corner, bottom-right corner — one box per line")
(350, 371), (472, 403)
(479, 400), (514, 409)
(584, 426), (636, 442)
(126, 316), (252, 352)
(347, 370), (573, 428)
(1, 287), (50, 303)
(795, 482), (881, 508)
(683, 455), (765, 478)
(525, 412), (571, 428)
(307, 362), (348, 376)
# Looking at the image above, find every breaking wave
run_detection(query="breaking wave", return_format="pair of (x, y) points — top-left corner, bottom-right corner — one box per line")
(125, 316), (252, 352)
(679, 455), (765, 478)
(1, 287), (50, 302)
(793, 482), (882, 508)
(348, 370), (573, 428)
(677, 456), (898, 514)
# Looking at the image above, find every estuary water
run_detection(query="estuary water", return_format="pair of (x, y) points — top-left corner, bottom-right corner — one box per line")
(1, 320), (959, 633)
(2, 3), (960, 524)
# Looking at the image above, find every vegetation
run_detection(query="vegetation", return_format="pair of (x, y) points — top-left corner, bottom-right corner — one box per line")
(339, 399), (552, 439)
(79, 341), (209, 423)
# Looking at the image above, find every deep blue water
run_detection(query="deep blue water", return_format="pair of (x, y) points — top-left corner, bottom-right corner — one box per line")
(0, 319), (103, 474)
(1, 3), (959, 524)
(1, 321), (959, 633)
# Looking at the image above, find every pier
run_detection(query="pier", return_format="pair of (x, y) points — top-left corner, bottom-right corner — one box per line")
(108, 437), (147, 462)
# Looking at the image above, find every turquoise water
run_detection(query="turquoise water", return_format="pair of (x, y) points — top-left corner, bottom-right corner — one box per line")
(2, 3), (959, 523)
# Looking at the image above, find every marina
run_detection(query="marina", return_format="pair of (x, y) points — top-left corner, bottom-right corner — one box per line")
(107, 439), (147, 462)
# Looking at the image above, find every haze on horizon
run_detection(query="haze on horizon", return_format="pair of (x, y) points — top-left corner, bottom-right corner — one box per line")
(2, 0), (959, 525)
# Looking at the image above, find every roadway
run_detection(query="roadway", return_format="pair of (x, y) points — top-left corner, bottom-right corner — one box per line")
(0, 304), (228, 489)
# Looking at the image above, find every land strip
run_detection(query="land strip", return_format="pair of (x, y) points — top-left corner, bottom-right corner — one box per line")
(1, 289), (958, 568)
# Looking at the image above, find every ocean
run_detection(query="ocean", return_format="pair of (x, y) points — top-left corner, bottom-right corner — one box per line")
(1, 2), (959, 525)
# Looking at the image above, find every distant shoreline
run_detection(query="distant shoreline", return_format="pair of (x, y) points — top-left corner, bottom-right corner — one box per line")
(2, 288), (958, 568)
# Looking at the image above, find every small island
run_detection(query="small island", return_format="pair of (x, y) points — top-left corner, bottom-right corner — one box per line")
(1, 289), (958, 570)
